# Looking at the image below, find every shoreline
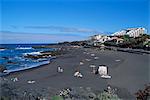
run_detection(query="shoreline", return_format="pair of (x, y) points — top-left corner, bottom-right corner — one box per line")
(1, 46), (149, 99)
(1, 46), (149, 77)
(0, 60), (51, 77)
(0, 45), (67, 76)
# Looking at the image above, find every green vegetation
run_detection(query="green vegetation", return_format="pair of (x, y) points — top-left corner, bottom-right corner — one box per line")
(104, 39), (118, 47)
(97, 92), (121, 100)
(52, 96), (64, 100)
(104, 34), (150, 50)
(122, 35), (130, 42)
(54, 87), (121, 100)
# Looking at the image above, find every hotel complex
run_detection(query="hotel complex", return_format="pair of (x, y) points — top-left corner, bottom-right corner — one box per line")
(112, 27), (146, 38)
(89, 27), (148, 46)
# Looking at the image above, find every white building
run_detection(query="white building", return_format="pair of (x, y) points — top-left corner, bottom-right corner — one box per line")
(90, 34), (111, 43)
(112, 28), (146, 38)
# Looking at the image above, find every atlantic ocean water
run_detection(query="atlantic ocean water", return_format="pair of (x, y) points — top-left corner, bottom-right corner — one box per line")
(0, 44), (55, 74)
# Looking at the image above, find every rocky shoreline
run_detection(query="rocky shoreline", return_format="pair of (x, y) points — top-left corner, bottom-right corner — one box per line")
(0, 45), (68, 74)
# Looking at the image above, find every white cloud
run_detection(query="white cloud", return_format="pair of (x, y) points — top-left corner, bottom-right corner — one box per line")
(0, 31), (87, 44)
(24, 25), (101, 33)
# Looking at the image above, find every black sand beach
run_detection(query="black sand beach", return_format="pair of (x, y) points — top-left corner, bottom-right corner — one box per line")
(1, 46), (150, 99)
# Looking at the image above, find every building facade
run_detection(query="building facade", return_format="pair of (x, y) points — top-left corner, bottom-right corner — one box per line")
(90, 34), (111, 43)
(112, 28), (146, 38)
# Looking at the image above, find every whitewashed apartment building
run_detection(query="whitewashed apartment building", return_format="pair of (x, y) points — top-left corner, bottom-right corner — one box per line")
(112, 27), (146, 38)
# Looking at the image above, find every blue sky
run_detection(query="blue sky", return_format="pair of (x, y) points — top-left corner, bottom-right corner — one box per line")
(0, 0), (149, 44)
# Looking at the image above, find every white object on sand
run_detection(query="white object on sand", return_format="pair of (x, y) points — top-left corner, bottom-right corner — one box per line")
(98, 66), (108, 75)
(27, 80), (35, 84)
(91, 54), (95, 56)
(11, 77), (18, 82)
(101, 75), (111, 79)
(85, 59), (91, 62)
(115, 59), (121, 62)
(98, 65), (111, 79)
(57, 67), (63, 73)
(94, 57), (99, 60)
(74, 71), (83, 78)
(79, 62), (84, 65)
(90, 65), (96, 73)
(89, 64), (96, 68)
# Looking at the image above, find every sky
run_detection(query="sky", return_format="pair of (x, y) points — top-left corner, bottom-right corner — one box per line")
(0, 0), (149, 44)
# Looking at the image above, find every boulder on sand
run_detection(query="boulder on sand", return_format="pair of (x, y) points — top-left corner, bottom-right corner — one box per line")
(57, 67), (63, 73)
(74, 71), (83, 78)
(98, 65), (111, 79)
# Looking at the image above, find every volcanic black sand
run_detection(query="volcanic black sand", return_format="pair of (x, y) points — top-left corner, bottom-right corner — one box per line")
(2, 46), (150, 99)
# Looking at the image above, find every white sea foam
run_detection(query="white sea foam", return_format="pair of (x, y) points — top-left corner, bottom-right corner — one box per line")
(37, 58), (48, 62)
(16, 47), (33, 50)
(23, 51), (42, 56)
(0, 49), (5, 51)
(3, 61), (50, 73)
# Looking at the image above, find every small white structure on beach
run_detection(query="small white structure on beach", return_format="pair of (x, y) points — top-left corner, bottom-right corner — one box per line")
(79, 61), (84, 65)
(98, 65), (111, 79)
(74, 71), (83, 78)
(27, 80), (35, 84)
(89, 64), (96, 73)
(85, 59), (91, 62)
(115, 59), (121, 62)
(91, 54), (95, 57)
(11, 77), (18, 82)
(98, 65), (107, 75)
(57, 67), (63, 73)
(94, 57), (99, 60)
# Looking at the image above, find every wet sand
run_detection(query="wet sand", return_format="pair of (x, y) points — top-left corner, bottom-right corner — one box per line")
(2, 46), (150, 99)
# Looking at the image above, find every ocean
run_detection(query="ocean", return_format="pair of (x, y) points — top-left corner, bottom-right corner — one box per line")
(0, 44), (55, 75)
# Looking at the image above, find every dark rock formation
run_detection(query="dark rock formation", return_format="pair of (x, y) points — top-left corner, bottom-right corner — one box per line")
(0, 65), (7, 72)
